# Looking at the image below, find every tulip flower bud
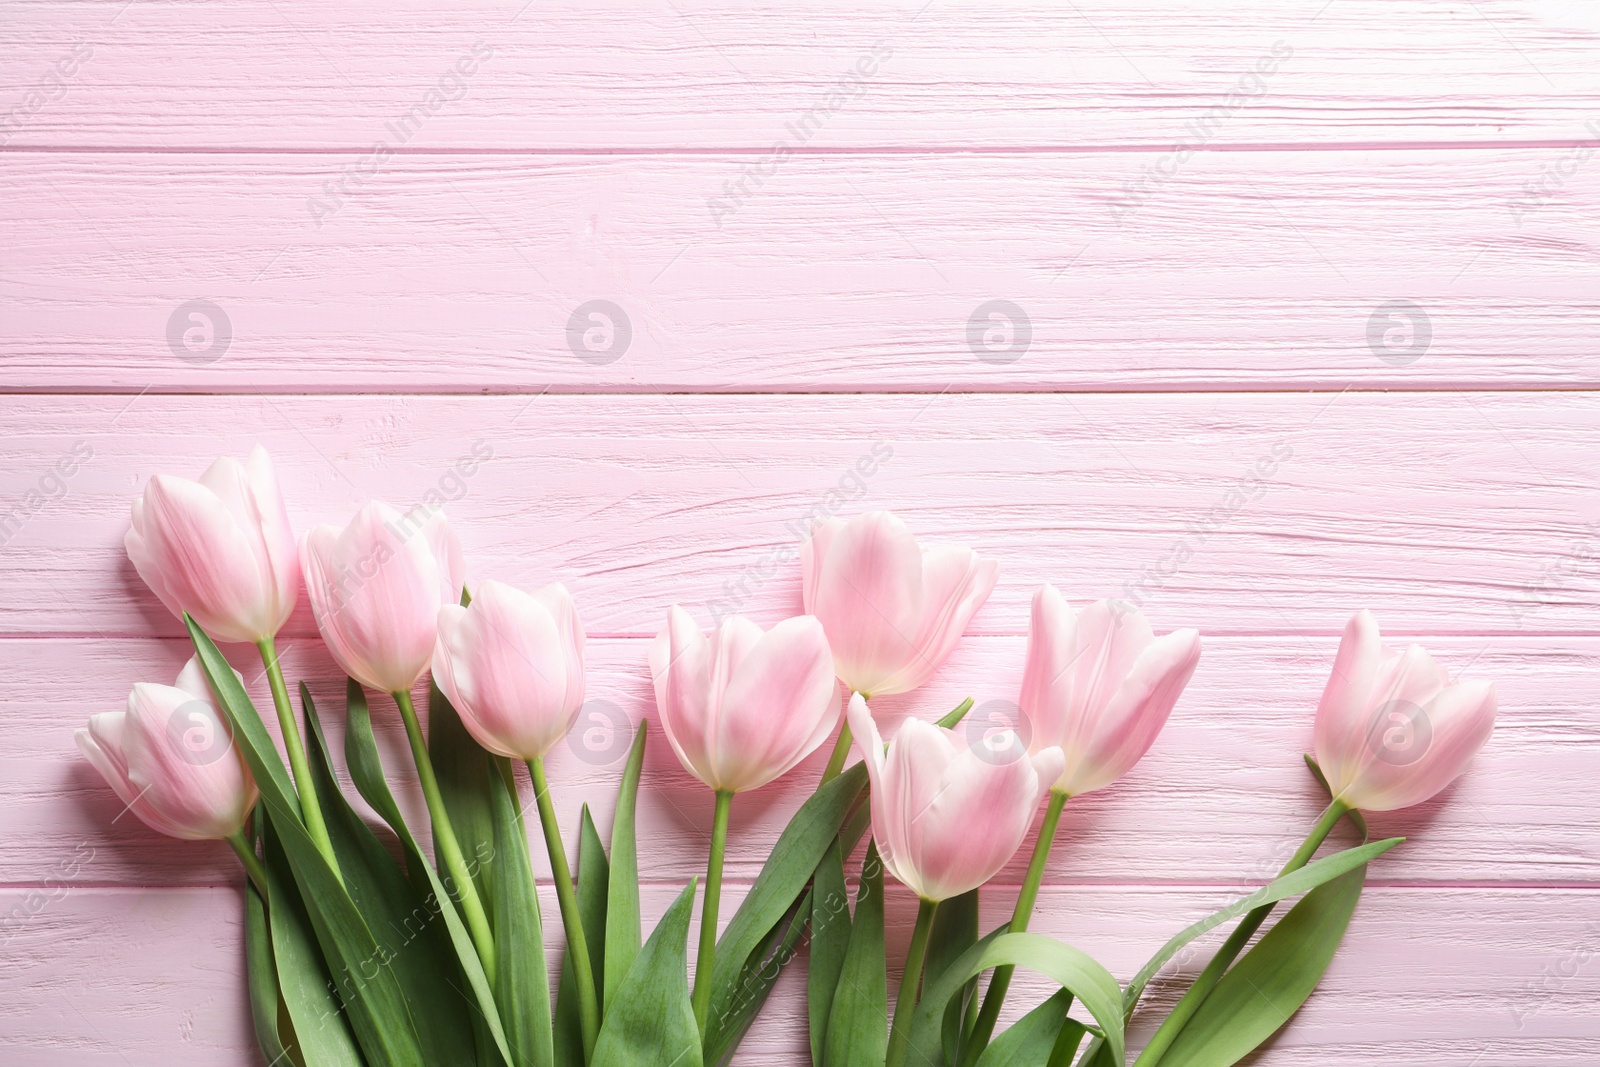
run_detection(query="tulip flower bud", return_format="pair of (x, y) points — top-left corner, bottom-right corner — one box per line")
(1314, 610), (1497, 812)
(849, 696), (1063, 903)
(801, 511), (998, 697)
(76, 657), (258, 841)
(301, 501), (465, 694)
(125, 446), (299, 644)
(1020, 587), (1201, 797)
(649, 606), (840, 794)
(433, 579), (586, 761)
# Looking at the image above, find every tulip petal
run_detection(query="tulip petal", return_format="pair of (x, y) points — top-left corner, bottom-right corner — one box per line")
(128, 474), (270, 642)
(808, 512), (925, 695)
(1063, 628), (1201, 796)
(872, 546), (999, 696)
(714, 615), (840, 792)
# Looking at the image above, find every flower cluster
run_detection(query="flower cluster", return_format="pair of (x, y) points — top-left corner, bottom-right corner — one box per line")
(80, 447), (1500, 1067)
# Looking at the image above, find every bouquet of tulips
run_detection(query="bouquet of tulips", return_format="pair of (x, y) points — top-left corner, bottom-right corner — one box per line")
(79, 447), (1498, 1067)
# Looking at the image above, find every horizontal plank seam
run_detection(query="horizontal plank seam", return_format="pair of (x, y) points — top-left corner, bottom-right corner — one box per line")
(7, 140), (1600, 155)
(3, 387), (1599, 399)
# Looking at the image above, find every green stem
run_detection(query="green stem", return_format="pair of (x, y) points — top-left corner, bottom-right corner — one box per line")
(961, 789), (1069, 1066)
(886, 897), (939, 1067)
(225, 829), (269, 897)
(1136, 798), (1350, 1067)
(256, 638), (340, 882)
(393, 689), (496, 981)
(820, 724), (854, 784)
(693, 789), (734, 1033)
(529, 756), (599, 1062)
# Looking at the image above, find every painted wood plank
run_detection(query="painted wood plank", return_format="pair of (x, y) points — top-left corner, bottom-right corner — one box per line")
(0, 392), (1593, 638)
(3, 150), (1597, 391)
(3, 2), (1600, 150)
(4, 885), (1594, 1064)
(8, 633), (1594, 888)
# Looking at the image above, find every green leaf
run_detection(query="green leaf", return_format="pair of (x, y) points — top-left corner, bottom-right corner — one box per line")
(807, 841), (851, 1065)
(261, 808), (366, 1067)
(429, 673), (499, 916)
(705, 894), (811, 1067)
(973, 989), (1076, 1067)
(703, 762), (868, 1056)
(186, 618), (427, 1066)
(606, 722), (650, 1009)
(591, 879), (703, 1067)
(1159, 864), (1368, 1067)
(336, 676), (515, 1067)
(923, 888), (979, 1067)
(302, 684), (481, 1066)
(556, 805), (610, 1066)
(490, 757), (556, 1067)
(935, 698), (975, 730)
(823, 843), (888, 1067)
(243, 810), (291, 1066)
(910, 932), (1125, 1067)
(1075, 837), (1400, 1067)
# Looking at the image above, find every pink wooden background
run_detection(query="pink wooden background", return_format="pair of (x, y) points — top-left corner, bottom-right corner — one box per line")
(4, 1), (1599, 1063)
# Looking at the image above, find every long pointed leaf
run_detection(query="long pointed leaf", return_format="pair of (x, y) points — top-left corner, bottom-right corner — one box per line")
(491, 757), (556, 1067)
(924, 888), (979, 1067)
(303, 684), (481, 1065)
(1077, 837), (1400, 1067)
(243, 810), (291, 1066)
(823, 843), (887, 1067)
(555, 804), (610, 1065)
(336, 675), (515, 1067)
(807, 841), (851, 1065)
(706, 893), (811, 1067)
(1159, 864), (1368, 1067)
(973, 989), (1074, 1067)
(703, 763), (868, 1055)
(910, 932), (1125, 1067)
(186, 618), (426, 1066)
(591, 880), (703, 1067)
(261, 808), (366, 1067)
(606, 722), (649, 1009)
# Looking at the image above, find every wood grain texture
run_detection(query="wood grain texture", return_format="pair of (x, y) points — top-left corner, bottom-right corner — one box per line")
(0, 392), (1594, 638)
(5, 634), (1595, 889)
(3, 1), (1600, 150)
(6, 0), (1598, 1060)
(5, 885), (1596, 1064)
(3, 150), (1597, 391)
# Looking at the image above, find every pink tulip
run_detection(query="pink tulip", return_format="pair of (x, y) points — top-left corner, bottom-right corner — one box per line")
(849, 695), (1064, 902)
(649, 606), (840, 794)
(801, 512), (999, 697)
(433, 580), (586, 760)
(1020, 587), (1201, 797)
(301, 501), (465, 694)
(1313, 610), (1497, 812)
(126, 446), (299, 644)
(76, 657), (258, 841)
